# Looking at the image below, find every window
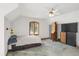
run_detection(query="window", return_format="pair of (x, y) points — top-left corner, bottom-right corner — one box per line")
(29, 21), (39, 35)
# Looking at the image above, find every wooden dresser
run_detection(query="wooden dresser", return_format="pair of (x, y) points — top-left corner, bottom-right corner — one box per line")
(60, 32), (66, 44)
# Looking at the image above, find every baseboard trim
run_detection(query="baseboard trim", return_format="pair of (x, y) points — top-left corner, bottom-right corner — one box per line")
(41, 37), (50, 40)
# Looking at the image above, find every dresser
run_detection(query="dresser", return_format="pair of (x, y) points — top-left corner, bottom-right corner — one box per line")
(60, 32), (66, 44)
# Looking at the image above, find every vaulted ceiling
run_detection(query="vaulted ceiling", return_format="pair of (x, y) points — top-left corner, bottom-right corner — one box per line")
(5, 3), (79, 21)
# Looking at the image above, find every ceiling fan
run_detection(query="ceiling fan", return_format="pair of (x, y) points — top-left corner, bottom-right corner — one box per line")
(48, 8), (57, 17)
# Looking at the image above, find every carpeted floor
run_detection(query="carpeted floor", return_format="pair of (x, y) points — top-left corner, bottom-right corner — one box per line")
(7, 39), (79, 56)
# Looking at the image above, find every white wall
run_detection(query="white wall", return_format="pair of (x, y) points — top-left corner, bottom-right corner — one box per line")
(5, 7), (21, 22)
(0, 15), (4, 56)
(0, 3), (18, 56)
(57, 24), (61, 39)
(50, 10), (79, 47)
(4, 18), (11, 55)
(11, 16), (49, 40)
(76, 23), (79, 47)
(50, 10), (79, 24)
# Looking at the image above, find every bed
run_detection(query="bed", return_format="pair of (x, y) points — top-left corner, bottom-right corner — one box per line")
(8, 35), (42, 51)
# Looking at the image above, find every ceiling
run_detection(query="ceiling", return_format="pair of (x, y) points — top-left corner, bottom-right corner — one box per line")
(6, 3), (79, 21)
(19, 3), (79, 19)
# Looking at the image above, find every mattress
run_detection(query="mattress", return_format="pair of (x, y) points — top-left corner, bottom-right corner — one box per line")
(16, 36), (42, 46)
(8, 36), (42, 49)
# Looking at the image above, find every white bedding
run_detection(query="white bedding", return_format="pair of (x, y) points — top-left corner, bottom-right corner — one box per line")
(16, 36), (42, 46)
(8, 36), (42, 49)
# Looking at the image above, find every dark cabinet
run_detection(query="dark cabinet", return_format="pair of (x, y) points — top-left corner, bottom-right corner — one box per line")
(67, 32), (76, 46)
(60, 32), (76, 47)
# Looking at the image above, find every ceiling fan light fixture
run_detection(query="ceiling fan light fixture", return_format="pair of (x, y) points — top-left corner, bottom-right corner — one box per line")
(49, 8), (56, 17)
(49, 11), (54, 17)
(49, 14), (54, 17)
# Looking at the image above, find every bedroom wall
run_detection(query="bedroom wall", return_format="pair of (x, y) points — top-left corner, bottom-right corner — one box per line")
(0, 15), (4, 56)
(50, 10), (79, 24)
(76, 23), (79, 47)
(57, 24), (61, 39)
(11, 16), (49, 43)
(4, 17), (11, 55)
(50, 10), (79, 47)
(0, 3), (18, 56)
